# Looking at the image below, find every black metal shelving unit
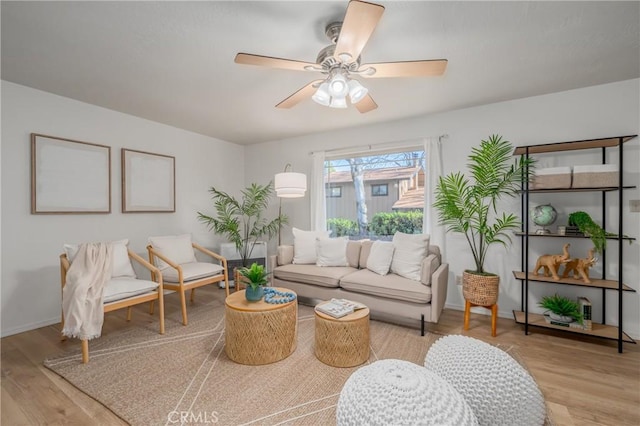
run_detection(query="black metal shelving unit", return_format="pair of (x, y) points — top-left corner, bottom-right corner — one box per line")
(513, 135), (638, 353)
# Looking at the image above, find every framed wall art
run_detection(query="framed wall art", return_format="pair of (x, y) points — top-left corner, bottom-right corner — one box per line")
(31, 133), (111, 214)
(121, 149), (175, 213)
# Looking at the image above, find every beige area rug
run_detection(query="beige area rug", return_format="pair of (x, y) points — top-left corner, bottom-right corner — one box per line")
(45, 299), (450, 426)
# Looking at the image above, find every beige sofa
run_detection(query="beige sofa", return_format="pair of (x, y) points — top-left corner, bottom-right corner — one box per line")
(269, 240), (449, 334)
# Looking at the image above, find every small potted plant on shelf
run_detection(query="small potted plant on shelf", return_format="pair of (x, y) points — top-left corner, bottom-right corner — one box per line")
(434, 134), (534, 307)
(539, 293), (583, 324)
(238, 262), (269, 302)
(567, 211), (609, 254)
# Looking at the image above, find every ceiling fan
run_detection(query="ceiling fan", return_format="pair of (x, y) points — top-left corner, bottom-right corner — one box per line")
(234, 0), (447, 113)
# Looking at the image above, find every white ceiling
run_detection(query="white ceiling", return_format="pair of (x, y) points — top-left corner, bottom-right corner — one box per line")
(2, 1), (638, 145)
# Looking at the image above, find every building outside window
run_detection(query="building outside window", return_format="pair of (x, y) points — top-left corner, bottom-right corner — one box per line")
(371, 184), (388, 197)
(324, 149), (425, 240)
(327, 186), (342, 197)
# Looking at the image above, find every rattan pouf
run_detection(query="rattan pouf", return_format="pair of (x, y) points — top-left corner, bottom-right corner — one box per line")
(224, 288), (297, 365)
(424, 335), (546, 426)
(314, 304), (370, 367)
(337, 359), (478, 426)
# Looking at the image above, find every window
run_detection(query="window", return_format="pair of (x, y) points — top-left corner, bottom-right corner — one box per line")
(327, 186), (342, 197)
(324, 149), (425, 240)
(371, 184), (388, 197)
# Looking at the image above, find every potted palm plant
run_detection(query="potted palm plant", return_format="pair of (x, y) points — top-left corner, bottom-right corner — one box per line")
(238, 262), (269, 302)
(434, 134), (533, 306)
(198, 182), (285, 284)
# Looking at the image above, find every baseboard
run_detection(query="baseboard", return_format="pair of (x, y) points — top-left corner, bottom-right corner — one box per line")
(1, 317), (60, 338)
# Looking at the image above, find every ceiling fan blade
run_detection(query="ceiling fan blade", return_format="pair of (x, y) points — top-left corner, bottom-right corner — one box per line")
(354, 94), (378, 113)
(360, 59), (448, 78)
(334, 0), (385, 63)
(276, 80), (323, 109)
(235, 53), (317, 72)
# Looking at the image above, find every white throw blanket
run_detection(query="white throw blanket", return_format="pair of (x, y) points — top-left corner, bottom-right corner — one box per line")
(62, 242), (113, 340)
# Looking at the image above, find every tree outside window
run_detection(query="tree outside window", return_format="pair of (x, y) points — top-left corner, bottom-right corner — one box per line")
(325, 150), (425, 239)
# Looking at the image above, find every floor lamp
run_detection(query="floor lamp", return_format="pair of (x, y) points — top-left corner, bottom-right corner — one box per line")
(275, 164), (307, 245)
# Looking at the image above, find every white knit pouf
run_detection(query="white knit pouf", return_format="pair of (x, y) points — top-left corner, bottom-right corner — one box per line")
(336, 359), (478, 426)
(424, 335), (546, 426)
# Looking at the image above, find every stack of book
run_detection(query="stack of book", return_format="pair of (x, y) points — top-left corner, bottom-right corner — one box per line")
(564, 226), (585, 236)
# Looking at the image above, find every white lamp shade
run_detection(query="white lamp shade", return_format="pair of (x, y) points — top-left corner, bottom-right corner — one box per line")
(329, 96), (348, 108)
(348, 79), (369, 104)
(312, 82), (331, 106)
(275, 172), (307, 198)
(328, 73), (349, 97)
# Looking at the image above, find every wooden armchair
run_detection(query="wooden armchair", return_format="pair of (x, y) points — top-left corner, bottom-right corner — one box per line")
(147, 234), (229, 326)
(60, 248), (165, 364)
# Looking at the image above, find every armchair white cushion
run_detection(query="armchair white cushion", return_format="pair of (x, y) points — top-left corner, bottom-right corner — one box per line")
(147, 234), (197, 270)
(64, 239), (137, 278)
(104, 278), (159, 303)
(161, 262), (224, 283)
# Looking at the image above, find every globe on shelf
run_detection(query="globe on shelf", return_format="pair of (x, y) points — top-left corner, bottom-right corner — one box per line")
(531, 204), (557, 234)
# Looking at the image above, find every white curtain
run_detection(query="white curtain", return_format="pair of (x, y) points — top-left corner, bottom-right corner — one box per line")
(424, 137), (446, 253)
(310, 151), (326, 231)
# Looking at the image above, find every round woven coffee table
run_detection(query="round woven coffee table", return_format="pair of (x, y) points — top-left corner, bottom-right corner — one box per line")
(314, 303), (370, 367)
(225, 288), (297, 365)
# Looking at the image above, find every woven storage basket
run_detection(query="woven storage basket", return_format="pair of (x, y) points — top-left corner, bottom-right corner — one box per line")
(463, 271), (499, 306)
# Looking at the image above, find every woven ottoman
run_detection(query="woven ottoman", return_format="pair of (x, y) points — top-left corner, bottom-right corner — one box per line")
(424, 335), (546, 426)
(337, 359), (478, 426)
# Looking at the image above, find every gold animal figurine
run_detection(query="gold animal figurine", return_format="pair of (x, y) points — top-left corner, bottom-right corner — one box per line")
(533, 243), (571, 281)
(562, 248), (597, 283)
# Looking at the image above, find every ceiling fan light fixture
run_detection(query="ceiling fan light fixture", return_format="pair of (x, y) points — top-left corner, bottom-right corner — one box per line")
(348, 79), (368, 104)
(329, 96), (348, 108)
(328, 73), (349, 97)
(312, 82), (331, 106)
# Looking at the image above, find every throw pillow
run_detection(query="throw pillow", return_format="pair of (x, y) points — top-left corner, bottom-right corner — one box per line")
(366, 241), (395, 276)
(64, 239), (137, 278)
(292, 228), (331, 264)
(316, 237), (349, 267)
(390, 232), (430, 281)
(148, 234), (197, 270)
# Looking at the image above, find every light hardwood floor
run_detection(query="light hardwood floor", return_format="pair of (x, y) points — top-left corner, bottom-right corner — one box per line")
(2, 287), (639, 425)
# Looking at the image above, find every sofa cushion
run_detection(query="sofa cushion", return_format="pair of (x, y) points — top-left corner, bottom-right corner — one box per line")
(390, 232), (430, 281)
(366, 241), (395, 276)
(340, 269), (432, 303)
(346, 241), (361, 268)
(359, 240), (374, 268)
(274, 264), (357, 288)
(161, 262), (224, 283)
(293, 228), (331, 264)
(316, 237), (349, 267)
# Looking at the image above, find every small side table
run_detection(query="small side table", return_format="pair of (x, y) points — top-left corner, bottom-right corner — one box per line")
(225, 288), (297, 365)
(314, 303), (370, 367)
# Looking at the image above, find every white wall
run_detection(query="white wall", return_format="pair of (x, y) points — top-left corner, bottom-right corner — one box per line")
(246, 79), (640, 338)
(1, 81), (245, 337)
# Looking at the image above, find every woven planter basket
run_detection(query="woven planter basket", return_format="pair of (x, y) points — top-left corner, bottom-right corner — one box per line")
(463, 271), (499, 306)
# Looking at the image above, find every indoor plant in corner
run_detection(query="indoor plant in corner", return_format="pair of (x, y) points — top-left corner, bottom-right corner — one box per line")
(238, 262), (269, 302)
(434, 134), (534, 306)
(197, 182), (286, 286)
